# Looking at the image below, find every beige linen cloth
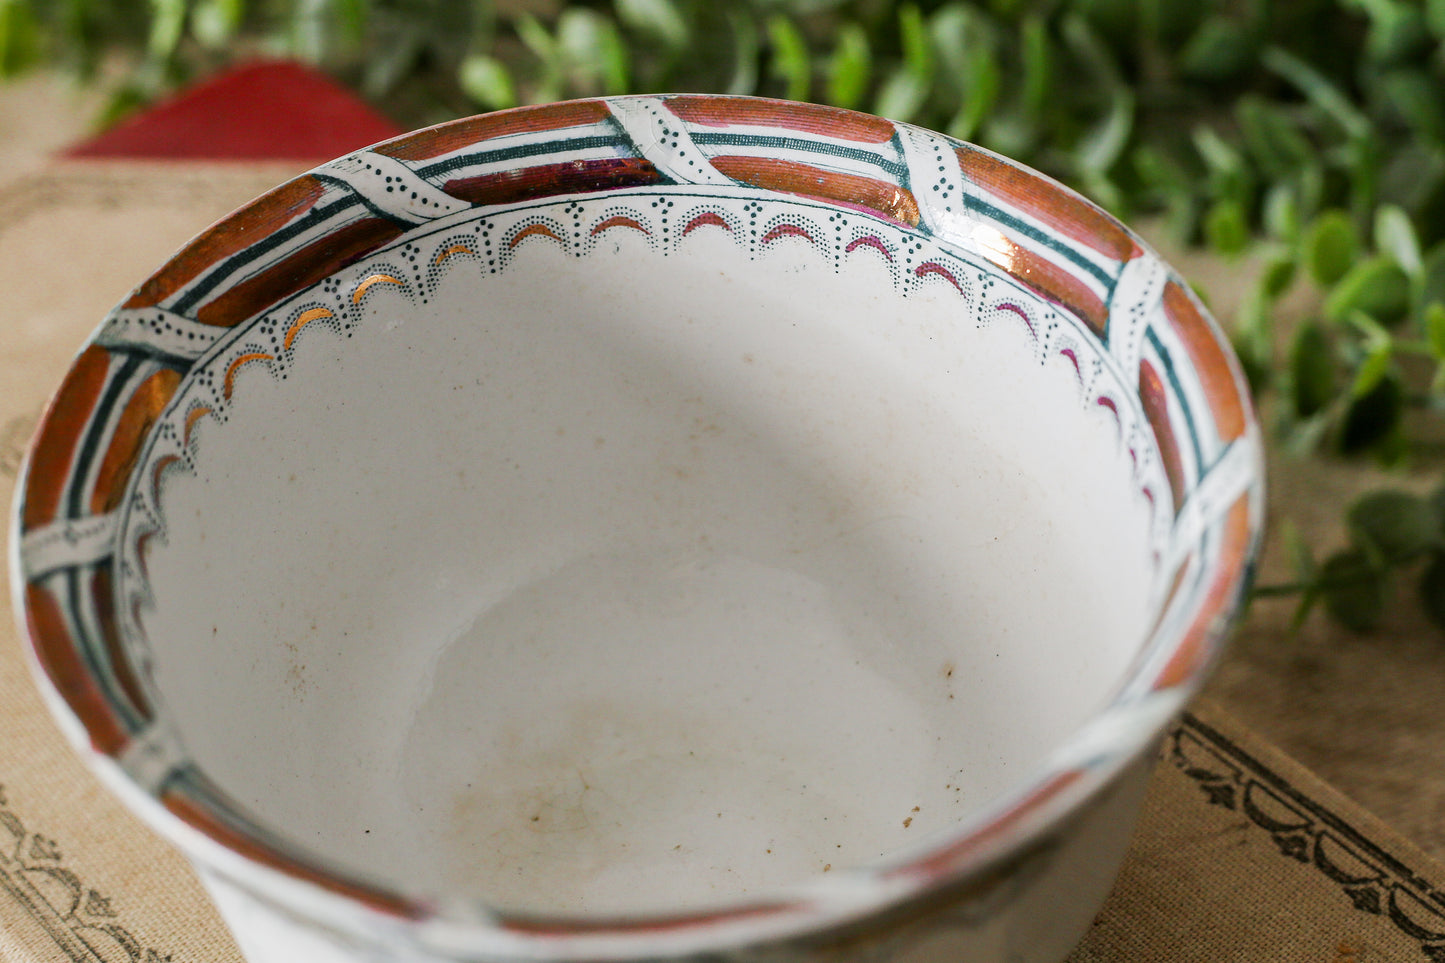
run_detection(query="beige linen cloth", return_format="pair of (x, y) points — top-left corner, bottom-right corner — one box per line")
(4, 160), (1445, 962)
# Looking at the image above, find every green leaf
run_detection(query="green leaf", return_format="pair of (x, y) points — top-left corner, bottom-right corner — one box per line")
(1262, 182), (1301, 243)
(898, 3), (933, 81)
(874, 66), (930, 123)
(1020, 14), (1050, 119)
(458, 54), (517, 110)
(766, 15), (810, 103)
(362, 25), (422, 98)
(1356, 0), (1429, 63)
(1421, 243), (1445, 320)
(1348, 489), (1440, 564)
(1375, 204), (1423, 278)
(190, 0), (245, 50)
(1290, 321), (1336, 418)
(1378, 70), (1445, 146)
(1076, 87), (1135, 176)
(1204, 198), (1249, 256)
(1285, 518), (1318, 582)
(615, 0), (689, 50)
(948, 47), (1001, 143)
(148, 0), (189, 63)
(515, 13), (557, 61)
(334, 0), (367, 46)
(1325, 256), (1412, 326)
(557, 9), (629, 95)
(1304, 211), (1359, 287)
(1338, 372), (1404, 454)
(1350, 336), (1394, 399)
(1321, 548), (1386, 632)
(1179, 15), (1252, 81)
(726, 8), (759, 96)
(0, 0), (41, 77)
(827, 23), (870, 109)
(1262, 46), (1371, 141)
(1419, 552), (1445, 632)
(1237, 96), (1313, 181)
(1262, 252), (1298, 300)
(1430, 0), (1445, 38)
(1426, 302), (1445, 358)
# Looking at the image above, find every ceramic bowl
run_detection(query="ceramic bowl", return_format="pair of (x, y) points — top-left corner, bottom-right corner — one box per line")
(11, 95), (1263, 963)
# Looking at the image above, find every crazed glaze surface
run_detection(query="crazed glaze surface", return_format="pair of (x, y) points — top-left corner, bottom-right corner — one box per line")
(12, 96), (1264, 962)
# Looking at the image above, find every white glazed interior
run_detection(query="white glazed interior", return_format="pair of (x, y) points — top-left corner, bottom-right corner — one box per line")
(129, 197), (1156, 917)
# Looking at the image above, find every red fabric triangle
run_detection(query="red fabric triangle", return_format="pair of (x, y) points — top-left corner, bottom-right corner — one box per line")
(65, 60), (404, 160)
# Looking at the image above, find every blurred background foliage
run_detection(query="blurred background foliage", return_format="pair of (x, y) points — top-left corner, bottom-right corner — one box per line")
(8, 0), (1445, 631)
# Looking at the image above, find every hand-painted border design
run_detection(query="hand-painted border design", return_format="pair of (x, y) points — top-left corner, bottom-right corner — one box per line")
(11, 95), (1265, 942)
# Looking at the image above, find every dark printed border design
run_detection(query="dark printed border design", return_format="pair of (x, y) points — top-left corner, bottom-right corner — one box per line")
(1174, 713), (1445, 962)
(0, 782), (172, 962)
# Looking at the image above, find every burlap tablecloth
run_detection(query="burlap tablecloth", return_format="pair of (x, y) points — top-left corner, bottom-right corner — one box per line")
(4, 160), (1445, 962)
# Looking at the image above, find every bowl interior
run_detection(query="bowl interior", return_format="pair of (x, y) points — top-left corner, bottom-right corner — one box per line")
(124, 188), (1156, 915)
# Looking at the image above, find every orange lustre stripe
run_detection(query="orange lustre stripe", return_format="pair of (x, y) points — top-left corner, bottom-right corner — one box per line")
(375, 100), (613, 161)
(195, 218), (405, 328)
(89, 367), (181, 515)
(981, 235), (1109, 338)
(23, 346), (112, 531)
(708, 156), (920, 227)
(1155, 493), (1252, 689)
(443, 157), (663, 207)
(124, 176), (325, 310)
(664, 96), (897, 144)
(1162, 280), (1248, 443)
(160, 788), (424, 919)
(955, 146), (1139, 263)
(1139, 359), (1187, 516)
(26, 582), (129, 755)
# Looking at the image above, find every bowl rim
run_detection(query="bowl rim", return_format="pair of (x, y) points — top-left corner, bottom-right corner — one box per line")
(8, 93), (1264, 959)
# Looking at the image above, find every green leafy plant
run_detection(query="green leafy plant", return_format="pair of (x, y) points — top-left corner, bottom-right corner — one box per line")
(12, 0), (1445, 633)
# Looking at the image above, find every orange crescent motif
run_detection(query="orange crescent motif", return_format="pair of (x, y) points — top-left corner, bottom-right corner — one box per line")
(507, 223), (564, 249)
(351, 273), (405, 305)
(284, 307), (335, 351)
(433, 244), (477, 265)
(182, 407), (213, 446)
(222, 353), (274, 401)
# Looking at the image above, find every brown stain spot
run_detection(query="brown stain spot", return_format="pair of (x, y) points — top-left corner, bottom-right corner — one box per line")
(124, 176), (327, 311)
(23, 346), (112, 531)
(195, 217), (405, 328)
(89, 367), (182, 515)
(376, 101), (612, 161)
(665, 96), (896, 143)
(709, 156), (920, 227)
(903, 817), (913, 828)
